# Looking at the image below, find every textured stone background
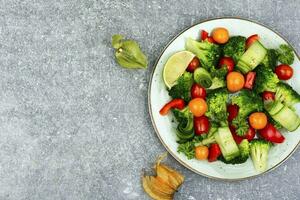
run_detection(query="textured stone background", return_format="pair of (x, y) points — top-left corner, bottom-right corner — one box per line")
(1, 0), (300, 199)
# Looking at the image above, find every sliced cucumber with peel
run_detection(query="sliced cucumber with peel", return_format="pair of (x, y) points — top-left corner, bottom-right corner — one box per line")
(265, 101), (300, 131)
(215, 126), (240, 161)
(237, 41), (267, 74)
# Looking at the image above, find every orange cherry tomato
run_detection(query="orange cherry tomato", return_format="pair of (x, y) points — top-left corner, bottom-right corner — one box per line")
(212, 27), (229, 44)
(195, 146), (209, 160)
(249, 112), (268, 130)
(188, 98), (207, 117)
(226, 71), (245, 92)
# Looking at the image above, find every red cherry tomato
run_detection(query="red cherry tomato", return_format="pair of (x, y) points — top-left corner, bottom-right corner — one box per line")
(244, 72), (256, 89)
(275, 64), (293, 80)
(229, 125), (244, 144)
(262, 91), (275, 101)
(186, 57), (200, 72)
(208, 143), (222, 162)
(258, 123), (285, 143)
(218, 57), (234, 73)
(243, 127), (256, 141)
(194, 116), (210, 135)
(227, 104), (239, 122)
(246, 34), (259, 48)
(159, 99), (185, 116)
(201, 30), (209, 40)
(191, 83), (207, 99)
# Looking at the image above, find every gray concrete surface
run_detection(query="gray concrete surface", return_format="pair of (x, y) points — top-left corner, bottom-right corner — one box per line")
(1, 0), (300, 199)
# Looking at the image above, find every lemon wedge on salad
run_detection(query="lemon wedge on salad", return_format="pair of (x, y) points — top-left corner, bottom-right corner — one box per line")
(163, 51), (195, 89)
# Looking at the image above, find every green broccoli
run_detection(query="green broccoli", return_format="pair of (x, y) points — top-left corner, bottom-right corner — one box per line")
(261, 49), (278, 70)
(275, 81), (300, 108)
(210, 66), (228, 79)
(231, 90), (263, 136)
(223, 36), (246, 63)
(169, 72), (193, 102)
(207, 77), (226, 90)
(276, 44), (294, 65)
(219, 139), (250, 164)
(173, 107), (194, 142)
(205, 88), (229, 124)
(232, 116), (249, 136)
(250, 139), (272, 172)
(177, 136), (204, 159)
(253, 65), (279, 94)
(185, 38), (221, 70)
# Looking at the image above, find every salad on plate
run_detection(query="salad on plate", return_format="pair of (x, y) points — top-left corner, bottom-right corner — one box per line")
(159, 27), (300, 172)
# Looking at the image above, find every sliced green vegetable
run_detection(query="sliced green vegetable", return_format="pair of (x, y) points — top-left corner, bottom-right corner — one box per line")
(265, 100), (300, 131)
(219, 139), (250, 164)
(215, 126), (240, 161)
(237, 41), (267, 74)
(194, 68), (212, 88)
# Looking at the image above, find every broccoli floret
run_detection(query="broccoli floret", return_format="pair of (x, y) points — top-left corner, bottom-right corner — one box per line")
(231, 90), (263, 136)
(276, 44), (294, 65)
(169, 72), (193, 102)
(275, 81), (300, 108)
(207, 77), (226, 90)
(177, 136), (204, 159)
(261, 49), (278, 70)
(177, 141), (195, 159)
(223, 36), (246, 63)
(185, 38), (221, 71)
(253, 65), (279, 94)
(231, 90), (263, 118)
(232, 116), (250, 136)
(210, 66), (228, 79)
(205, 88), (229, 124)
(250, 139), (272, 172)
(219, 139), (250, 164)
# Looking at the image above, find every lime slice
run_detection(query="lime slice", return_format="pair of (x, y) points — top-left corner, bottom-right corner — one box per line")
(163, 51), (195, 89)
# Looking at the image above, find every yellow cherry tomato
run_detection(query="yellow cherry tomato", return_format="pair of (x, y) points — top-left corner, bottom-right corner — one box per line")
(188, 98), (207, 117)
(212, 27), (229, 44)
(249, 112), (268, 130)
(226, 71), (245, 92)
(195, 146), (209, 160)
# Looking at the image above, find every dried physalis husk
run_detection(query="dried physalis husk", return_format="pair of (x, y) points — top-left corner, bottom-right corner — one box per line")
(112, 34), (148, 69)
(142, 153), (184, 200)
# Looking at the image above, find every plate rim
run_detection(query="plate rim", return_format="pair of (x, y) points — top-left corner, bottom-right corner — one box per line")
(147, 17), (300, 181)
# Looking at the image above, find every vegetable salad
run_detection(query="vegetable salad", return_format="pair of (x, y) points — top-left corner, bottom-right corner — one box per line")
(160, 27), (300, 172)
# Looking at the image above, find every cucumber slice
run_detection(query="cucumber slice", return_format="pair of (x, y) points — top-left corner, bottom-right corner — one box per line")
(237, 41), (267, 74)
(265, 101), (285, 115)
(176, 130), (194, 140)
(272, 106), (300, 131)
(215, 127), (240, 161)
(194, 68), (212, 88)
(236, 60), (252, 74)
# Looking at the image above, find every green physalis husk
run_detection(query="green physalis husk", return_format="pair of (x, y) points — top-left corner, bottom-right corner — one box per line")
(112, 34), (148, 69)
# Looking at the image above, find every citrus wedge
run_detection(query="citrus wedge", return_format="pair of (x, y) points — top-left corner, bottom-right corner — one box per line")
(163, 51), (195, 89)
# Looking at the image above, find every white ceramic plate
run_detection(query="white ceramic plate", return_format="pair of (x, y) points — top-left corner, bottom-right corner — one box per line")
(148, 17), (300, 180)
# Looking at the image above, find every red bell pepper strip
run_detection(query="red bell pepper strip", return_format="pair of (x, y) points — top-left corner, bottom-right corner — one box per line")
(159, 99), (185, 116)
